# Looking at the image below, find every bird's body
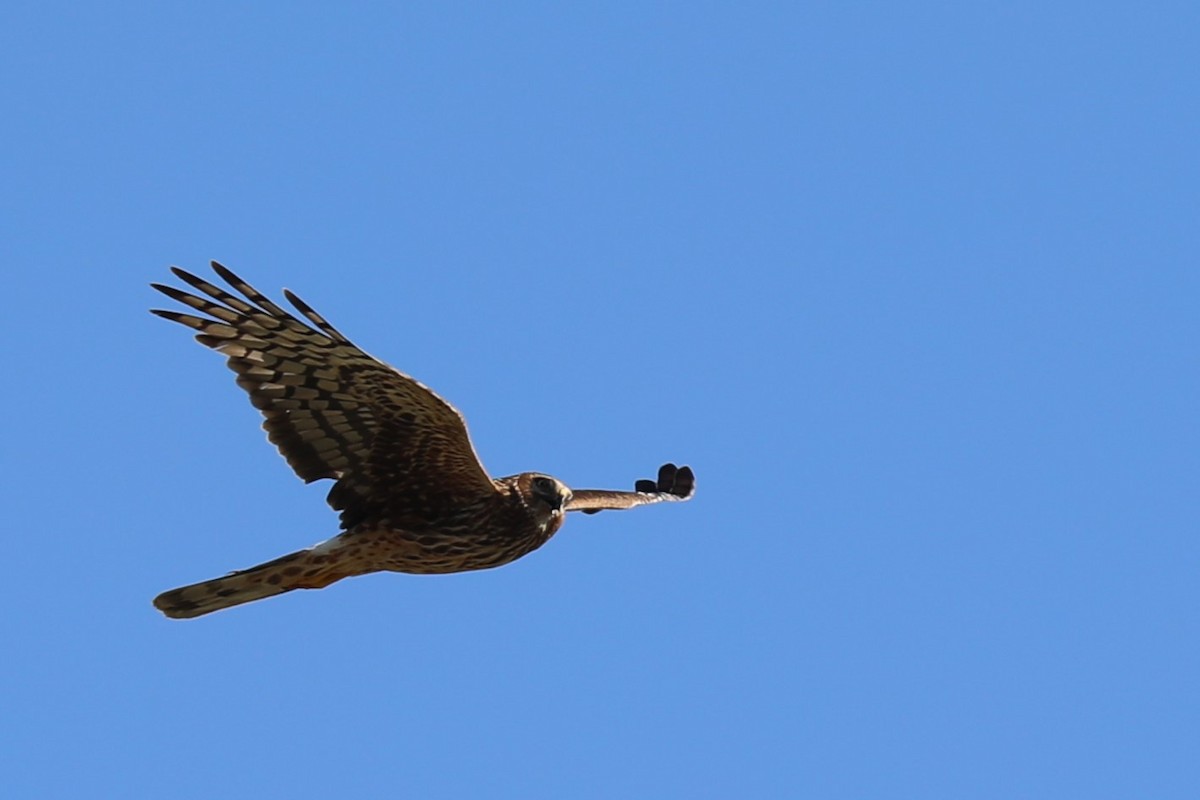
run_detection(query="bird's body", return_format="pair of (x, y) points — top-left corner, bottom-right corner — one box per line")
(151, 263), (694, 618)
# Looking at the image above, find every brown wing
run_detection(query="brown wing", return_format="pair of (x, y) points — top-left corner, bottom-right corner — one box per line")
(566, 463), (696, 514)
(151, 262), (497, 528)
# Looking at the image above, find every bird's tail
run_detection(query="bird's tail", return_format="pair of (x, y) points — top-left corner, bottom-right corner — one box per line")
(153, 546), (353, 619)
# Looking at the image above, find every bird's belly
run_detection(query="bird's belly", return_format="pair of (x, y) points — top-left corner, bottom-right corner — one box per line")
(339, 523), (553, 575)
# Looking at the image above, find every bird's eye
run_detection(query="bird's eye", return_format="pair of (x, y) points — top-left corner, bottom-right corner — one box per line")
(533, 477), (554, 492)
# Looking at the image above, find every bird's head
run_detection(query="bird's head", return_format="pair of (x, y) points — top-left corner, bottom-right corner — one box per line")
(521, 473), (573, 522)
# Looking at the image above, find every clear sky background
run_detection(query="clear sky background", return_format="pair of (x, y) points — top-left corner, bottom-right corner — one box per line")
(2, 3), (1197, 798)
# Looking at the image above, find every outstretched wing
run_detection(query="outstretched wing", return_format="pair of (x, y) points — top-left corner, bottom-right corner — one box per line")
(151, 262), (497, 528)
(566, 463), (696, 514)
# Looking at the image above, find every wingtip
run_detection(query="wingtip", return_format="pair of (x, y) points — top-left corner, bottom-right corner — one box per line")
(210, 260), (238, 284)
(635, 462), (696, 500)
(151, 282), (195, 304)
(660, 462), (695, 500)
(676, 465), (696, 500)
(282, 288), (307, 310)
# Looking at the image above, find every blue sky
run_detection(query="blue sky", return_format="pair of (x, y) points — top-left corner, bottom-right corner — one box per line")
(3, 2), (1197, 797)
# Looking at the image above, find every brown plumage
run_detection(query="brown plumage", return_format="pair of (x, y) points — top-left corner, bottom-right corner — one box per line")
(151, 263), (695, 619)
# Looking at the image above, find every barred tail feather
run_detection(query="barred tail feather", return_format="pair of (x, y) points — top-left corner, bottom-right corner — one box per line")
(153, 548), (349, 619)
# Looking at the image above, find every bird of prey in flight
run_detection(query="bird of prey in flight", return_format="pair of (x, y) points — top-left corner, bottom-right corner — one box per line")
(150, 263), (695, 618)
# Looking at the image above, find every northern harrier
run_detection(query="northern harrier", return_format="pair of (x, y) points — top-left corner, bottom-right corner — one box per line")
(151, 263), (695, 618)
